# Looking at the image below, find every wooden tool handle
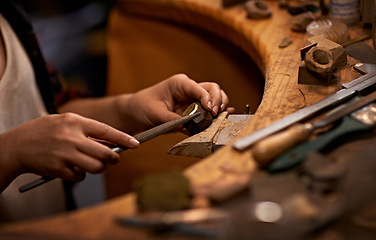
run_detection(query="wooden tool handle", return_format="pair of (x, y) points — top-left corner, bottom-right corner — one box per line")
(252, 123), (313, 166)
(268, 116), (372, 172)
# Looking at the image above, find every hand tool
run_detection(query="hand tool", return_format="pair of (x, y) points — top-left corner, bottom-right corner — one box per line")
(268, 101), (376, 172)
(353, 62), (376, 75)
(232, 70), (376, 151)
(19, 111), (202, 193)
(252, 90), (376, 166)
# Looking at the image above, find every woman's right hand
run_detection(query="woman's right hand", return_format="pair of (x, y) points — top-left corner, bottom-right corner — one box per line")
(0, 113), (139, 191)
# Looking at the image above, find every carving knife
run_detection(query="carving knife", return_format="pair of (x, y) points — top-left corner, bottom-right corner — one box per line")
(269, 101), (376, 172)
(19, 112), (201, 193)
(232, 70), (376, 151)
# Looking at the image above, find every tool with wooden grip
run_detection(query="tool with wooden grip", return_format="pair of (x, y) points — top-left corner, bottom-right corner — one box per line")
(19, 103), (211, 193)
(232, 70), (376, 151)
(252, 91), (376, 166)
(268, 102), (376, 172)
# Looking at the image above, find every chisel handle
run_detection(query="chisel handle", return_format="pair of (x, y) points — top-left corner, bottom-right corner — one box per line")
(268, 116), (372, 172)
(252, 123), (314, 166)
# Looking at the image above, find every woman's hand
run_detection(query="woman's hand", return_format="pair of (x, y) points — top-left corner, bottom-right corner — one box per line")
(118, 74), (235, 133)
(0, 113), (139, 192)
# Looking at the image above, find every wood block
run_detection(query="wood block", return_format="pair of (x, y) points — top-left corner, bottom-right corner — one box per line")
(305, 35), (347, 70)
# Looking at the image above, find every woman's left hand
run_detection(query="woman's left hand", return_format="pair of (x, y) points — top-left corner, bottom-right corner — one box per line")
(118, 74), (235, 134)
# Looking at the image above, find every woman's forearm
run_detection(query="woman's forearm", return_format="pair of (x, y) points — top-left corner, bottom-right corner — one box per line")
(0, 132), (23, 193)
(57, 94), (140, 134)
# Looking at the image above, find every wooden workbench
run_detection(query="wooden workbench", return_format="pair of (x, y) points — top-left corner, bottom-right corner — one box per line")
(0, 0), (368, 239)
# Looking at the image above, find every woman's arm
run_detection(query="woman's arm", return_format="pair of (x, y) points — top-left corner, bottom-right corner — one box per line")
(0, 74), (233, 193)
(0, 113), (139, 193)
(58, 74), (234, 134)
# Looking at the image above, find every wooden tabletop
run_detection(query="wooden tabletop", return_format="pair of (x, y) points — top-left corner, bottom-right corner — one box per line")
(0, 0), (369, 239)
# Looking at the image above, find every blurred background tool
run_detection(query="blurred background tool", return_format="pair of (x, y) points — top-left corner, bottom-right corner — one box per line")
(269, 101), (376, 172)
(232, 70), (376, 151)
(253, 90), (376, 167)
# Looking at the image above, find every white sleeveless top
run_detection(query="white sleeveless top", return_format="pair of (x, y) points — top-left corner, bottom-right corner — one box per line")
(0, 14), (65, 222)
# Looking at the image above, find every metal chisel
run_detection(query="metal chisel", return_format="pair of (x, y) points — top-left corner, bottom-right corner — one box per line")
(268, 101), (376, 172)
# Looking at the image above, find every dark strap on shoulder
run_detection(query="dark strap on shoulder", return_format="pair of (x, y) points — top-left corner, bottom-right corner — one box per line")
(0, 0), (59, 113)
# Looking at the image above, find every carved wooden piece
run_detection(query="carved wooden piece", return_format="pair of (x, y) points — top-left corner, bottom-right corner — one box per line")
(168, 111), (229, 158)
